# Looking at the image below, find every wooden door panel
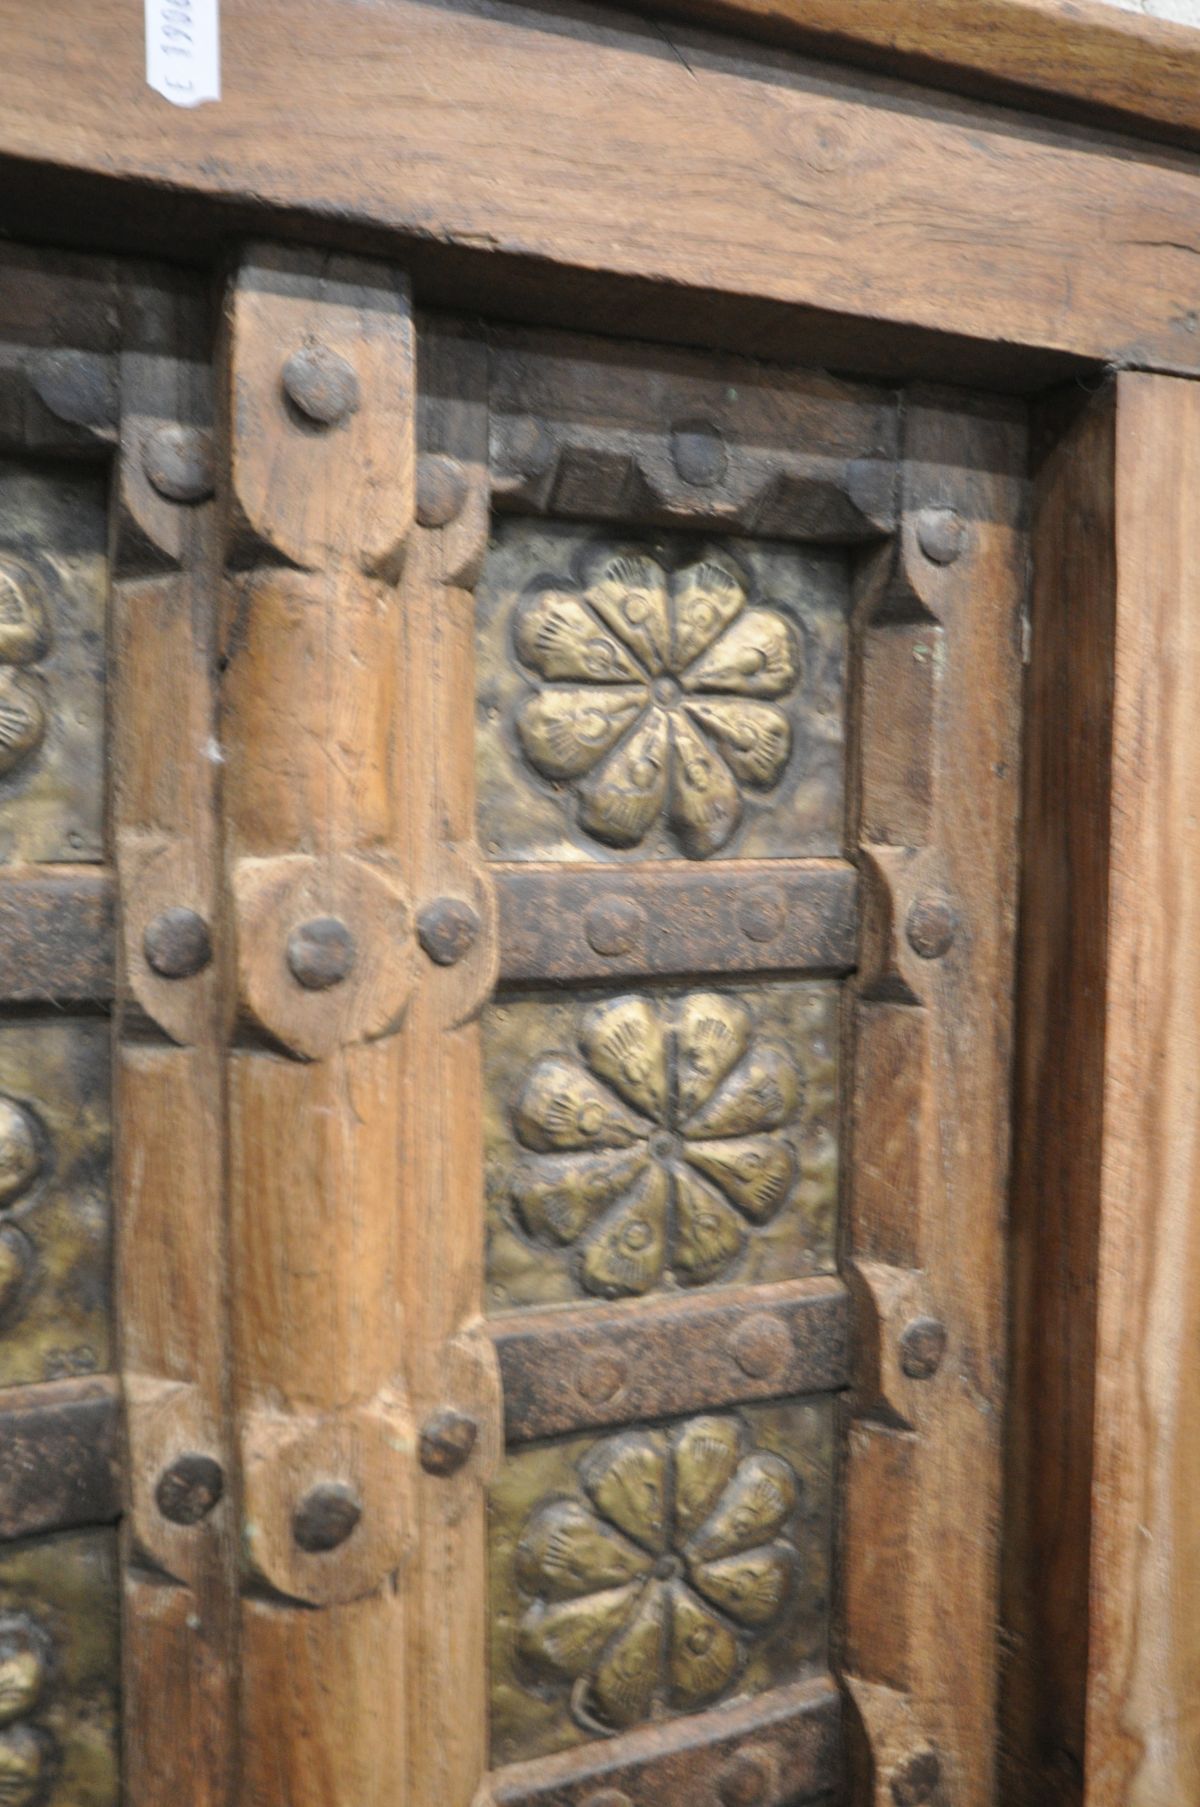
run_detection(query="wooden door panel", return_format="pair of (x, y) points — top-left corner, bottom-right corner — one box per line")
(0, 242), (1026, 1807)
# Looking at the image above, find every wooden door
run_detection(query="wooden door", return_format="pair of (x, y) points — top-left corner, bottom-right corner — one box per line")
(0, 242), (1026, 1807)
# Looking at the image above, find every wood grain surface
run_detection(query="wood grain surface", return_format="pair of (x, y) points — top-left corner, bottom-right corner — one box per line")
(7, 1), (1200, 386)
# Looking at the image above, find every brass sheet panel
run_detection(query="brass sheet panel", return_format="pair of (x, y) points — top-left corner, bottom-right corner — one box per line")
(476, 524), (847, 864)
(0, 460), (107, 865)
(0, 1022), (110, 1388)
(485, 982), (838, 1313)
(489, 1399), (833, 1767)
(0, 1529), (119, 1807)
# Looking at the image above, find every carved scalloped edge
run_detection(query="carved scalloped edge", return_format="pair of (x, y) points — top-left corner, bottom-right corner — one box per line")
(124, 1374), (227, 1593)
(858, 846), (959, 1008)
(844, 1260), (940, 1429)
(844, 1677), (947, 1807)
(116, 832), (216, 1048)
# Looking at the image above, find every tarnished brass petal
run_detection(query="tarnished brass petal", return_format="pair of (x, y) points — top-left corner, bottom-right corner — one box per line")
(0, 1231), (27, 1325)
(586, 1578), (667, 1729)
(518, 1584), (642, 1681)
(672, 1416), (744, 1541)
(683, 608), (800, 699)
(516, 686), (646, 781)
(580, 995), (669, 1123)
(0, 1099), (40, 1208)
(577, 707), (669, 849)
(667, 713), (742, 860)
(683, 698), (792, 791)
(0, 1723), (45, 1807)
(580, 1426), (671, 1554)
(686, 1452), (799, 1564)
(666, 1583), (742, 1712)
(0, 1640), (42, 1728)
(512, 1057), (647, 1154)
(671, 559), (745, 670)
(682, 1136), (797, 1224)
(511, 1148), (649, 1245)
(0, 562), (49, 667)
(580, 1162), (670, 1301)
(675, 992), (752, 1122)
(688, 1540), (799, 1628)
(673, 1167), (746, 1286)
(0, 671), (46, 778)
(686, 1044), (801, 1138)
(516, 1499), (655, 1600)
(515, 587), (644, 683)
(584, 552), (671, 677)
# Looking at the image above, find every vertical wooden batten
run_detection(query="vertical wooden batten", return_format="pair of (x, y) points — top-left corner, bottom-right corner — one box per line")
(1009, 372), (1200, 1806)
(110, 269), (237, 1807)
(842, 391), (1025, 1806)
(216, 247), (417, 1807)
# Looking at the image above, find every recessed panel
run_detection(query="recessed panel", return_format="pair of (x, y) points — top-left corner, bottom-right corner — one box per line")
(485, 981), (838, 1314)
(0, 1021), (110, 1388)
(0, 461), (107, 865)
(476, 523), (847, 864)
(489, 1399), (833, 1767)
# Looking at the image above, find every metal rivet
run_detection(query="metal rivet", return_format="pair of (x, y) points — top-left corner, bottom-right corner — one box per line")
(281, 344), (360, 428)
(900, 1316), (948, 1381)
(915, 506), (967, 566)
(416, 453), (470, 528)
(419, 1409), (478, 1477)
(738, 887), (786, 945)
(155, 1453), (224, 1526)
(489, 414), (554, 483)
(417, 898), (481, 968)
(670, 417), (729, 488)
(144, 906), (213, 980)
(293, 1482), (362, 1553)
(0, 1101), (40, 1209)
(906, 894), (958, 961)
(286, 917), (357, 990)
(890, 1748), (942, 1806)
(29, 348), (118, 434)
(716, 1746), (777, 1806)
(729, 1314), (793, 1383)
(584, 896), (645, 958)
(143, 424), (215, 504)
(576, 1355), (627, 1406)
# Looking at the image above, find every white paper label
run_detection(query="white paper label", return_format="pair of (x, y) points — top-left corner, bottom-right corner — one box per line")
(145, 0), (220, 108)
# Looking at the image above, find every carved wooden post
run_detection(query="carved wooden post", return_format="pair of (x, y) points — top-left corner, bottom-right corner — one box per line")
(843, 392), (1023, 1805)
(111, 271), (236, 1807)
(217, 248), (416, 1805)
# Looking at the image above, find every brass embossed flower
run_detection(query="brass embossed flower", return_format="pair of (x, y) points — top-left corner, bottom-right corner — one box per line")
(516, 1415), (799, 1733)
(513, 551), (799, 857)
(510, 992), (799, 1297)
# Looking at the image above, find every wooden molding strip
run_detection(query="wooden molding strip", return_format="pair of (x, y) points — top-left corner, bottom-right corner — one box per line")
(0, 868), (114, 1002)
(495, 860), (857, 983)
(636, 0), (1200, 150)
(0, 1375), (120, 1540)
(493, 1275), (848, 1442)
(482, 1673), (841, 1806)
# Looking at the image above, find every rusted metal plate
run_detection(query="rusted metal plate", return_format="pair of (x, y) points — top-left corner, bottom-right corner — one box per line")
(0, 872), (114, 1004)
(0, 1377), (120, 1540)
(493, 1276), (848, 1443)
(488, 329), (897, 544)
(0, 461), (107, 865)
(485, 981), (838, 1313)
(485, 1675), (841, 1807)
(0, 1528), (119, 1807)
(494, 859), (856, 983)
(489, 1399), (833, 1767)
(0, 1020), (110, 1389)
(476, 524), (847, 866)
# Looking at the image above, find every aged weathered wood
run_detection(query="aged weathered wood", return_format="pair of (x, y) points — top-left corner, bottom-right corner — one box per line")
(0, 1375), (120, 1539)
(842, 393), (1024, 1805)
(1006, 372), (1200, 1806)
(7, 2), (1200, 389)
(494, 1275), (849, 1441)
(480, 1674), (842, 1807)
(109, 267), (234, 1807)
(218, 246), (417, 1807)
(495, 861), (856, 983)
